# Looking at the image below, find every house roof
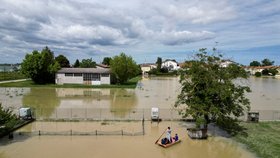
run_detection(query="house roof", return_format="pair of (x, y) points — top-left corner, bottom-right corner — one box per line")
(140, 63), (156, 67)
(97, 64), (110, 68)
(163, 59), (178, 63)
(57, 68), (110, 74)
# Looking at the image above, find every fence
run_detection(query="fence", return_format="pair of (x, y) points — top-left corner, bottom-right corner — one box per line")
(28, 108), (280, 122)
(31, 108), (184, 121)
(15, 129), (145, 137)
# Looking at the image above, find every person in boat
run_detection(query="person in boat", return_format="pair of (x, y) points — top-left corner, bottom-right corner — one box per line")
(166, 127), (172, 143)
(161, 137), (168, 145)
(174, 133), (179, 142)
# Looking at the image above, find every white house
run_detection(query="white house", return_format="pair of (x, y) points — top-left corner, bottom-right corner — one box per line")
(56, 67), (111, 85)
(161, 59), (180, 71)
(140, 63), (156, 75)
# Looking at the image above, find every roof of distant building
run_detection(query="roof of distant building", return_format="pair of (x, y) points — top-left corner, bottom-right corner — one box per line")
(57, 68), (110, 74)
(97, 64), (110, 68)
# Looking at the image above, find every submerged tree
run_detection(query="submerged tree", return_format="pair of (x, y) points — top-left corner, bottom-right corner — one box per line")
(0, 103), (18, 134)
(175, 48), (251, 135)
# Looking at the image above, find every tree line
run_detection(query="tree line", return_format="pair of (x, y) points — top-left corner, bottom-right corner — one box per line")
(249, 58), (278, 77)
(21, 47), (141, 84)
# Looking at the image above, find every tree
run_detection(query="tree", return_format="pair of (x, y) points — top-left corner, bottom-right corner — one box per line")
(175, 48), (251, 135)
(79, 58), (96, 68)
(249, 61), (261, 66)
(110, 53), (140, 84)
(73, 59), (80, 68)
(156, 57), (162, 72)
(102, 57), (112, 66)
(261, 58), (274, 66)
(21, 46), (60, 84)
(55, 55), (70, 68)
(0, 103), (18, 133)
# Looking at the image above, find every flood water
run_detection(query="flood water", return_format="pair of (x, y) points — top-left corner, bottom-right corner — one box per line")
(0, 76), (279, 120)
(1, 76), (279, 157)
(0, 121), (256, 158)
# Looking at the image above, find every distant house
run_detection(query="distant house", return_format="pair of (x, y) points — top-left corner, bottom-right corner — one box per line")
(140, 63), (156, 75)
(244, 66), (279, 75)
(161, 59), (180, 71)
(220, 60), (234, 68)
(56, 67), (111, 85)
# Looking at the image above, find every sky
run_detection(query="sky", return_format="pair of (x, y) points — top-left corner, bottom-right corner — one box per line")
(0, 0), (279, 65)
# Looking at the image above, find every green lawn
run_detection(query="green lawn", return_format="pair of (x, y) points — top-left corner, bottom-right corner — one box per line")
(234, 122), (280, 158)
(0, 72), (26, 81)
(0, 76), (142, 88)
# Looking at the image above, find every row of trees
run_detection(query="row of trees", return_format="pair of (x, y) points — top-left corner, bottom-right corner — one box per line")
(21, 47), (140, 84)
(249, 58), (274, 66)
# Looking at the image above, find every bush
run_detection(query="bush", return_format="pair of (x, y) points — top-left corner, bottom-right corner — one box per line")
(255, 72), (262, 77)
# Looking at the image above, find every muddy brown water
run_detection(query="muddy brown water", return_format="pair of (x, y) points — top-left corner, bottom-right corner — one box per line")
(0, 76), (279, 157)
(0, 121), (255, 158)
(0, 76), (279, 120)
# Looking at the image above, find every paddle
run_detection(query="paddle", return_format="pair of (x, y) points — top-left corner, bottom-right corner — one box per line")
(155, 128), (167, 144)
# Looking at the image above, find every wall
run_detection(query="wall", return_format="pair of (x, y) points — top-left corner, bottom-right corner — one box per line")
(56, 73), (83, 85)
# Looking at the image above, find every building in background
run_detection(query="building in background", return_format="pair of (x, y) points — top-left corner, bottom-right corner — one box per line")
(56, 67), (111, 85)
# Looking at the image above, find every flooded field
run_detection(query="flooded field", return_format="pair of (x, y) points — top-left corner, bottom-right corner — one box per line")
(0, 121), (256, 158)
(1, 76), (279, 157)
(0, 76), (279, 120)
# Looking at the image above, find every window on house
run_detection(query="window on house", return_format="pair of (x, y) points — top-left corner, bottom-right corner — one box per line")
(101, 73), (109, 77)
(83, 73), (100, 81)
(74, 73), (82, 77)
(65, 73), (73, 77)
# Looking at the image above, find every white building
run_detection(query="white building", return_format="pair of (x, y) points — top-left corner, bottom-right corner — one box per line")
(56, 67), (111, 85)
(161, 59), (180, 71)
(140, 63), (156, 75)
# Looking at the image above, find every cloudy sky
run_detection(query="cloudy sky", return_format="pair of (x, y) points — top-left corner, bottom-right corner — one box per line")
(0, 0), (279, 65)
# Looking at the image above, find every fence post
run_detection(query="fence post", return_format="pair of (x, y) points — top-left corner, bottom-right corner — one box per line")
(85, 108), (87, 120)
(70, 108), (72, 121)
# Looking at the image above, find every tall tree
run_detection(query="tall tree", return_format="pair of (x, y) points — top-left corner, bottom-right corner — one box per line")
(110, 53), (140, 84)
(73, 59), (80, 68)
(21, 46), (60, 83)
(55, 55), (70, 68)
(102, 57), (112, 66)
(175, 48), (251, 135)
(261, 58), (274, 66)
(156, 57), (162, 72)
(79, 58), (96, 68)
(249, 61), (261, 66)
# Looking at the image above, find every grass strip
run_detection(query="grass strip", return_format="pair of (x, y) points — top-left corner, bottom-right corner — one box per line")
(234, 121), (280, 158)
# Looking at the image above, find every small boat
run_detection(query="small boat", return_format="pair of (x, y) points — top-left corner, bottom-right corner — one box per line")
(157, 139), (181, 148)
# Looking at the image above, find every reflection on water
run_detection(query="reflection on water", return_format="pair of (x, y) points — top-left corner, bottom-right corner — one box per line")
(109, 89), (137, 117)
(22, 88), (61, 118)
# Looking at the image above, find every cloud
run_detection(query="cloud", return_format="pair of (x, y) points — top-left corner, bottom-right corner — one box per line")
(0, 0), (279, 64)
(158, 31), (215, 45)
